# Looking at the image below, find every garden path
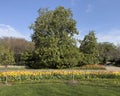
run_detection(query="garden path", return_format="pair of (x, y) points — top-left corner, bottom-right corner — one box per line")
(105, 65), (120, 71)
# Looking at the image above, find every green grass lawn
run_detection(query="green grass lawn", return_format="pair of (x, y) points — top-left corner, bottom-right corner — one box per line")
(0, 80), (120, 96)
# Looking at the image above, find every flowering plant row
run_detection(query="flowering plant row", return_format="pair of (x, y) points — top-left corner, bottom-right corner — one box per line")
(80, 64), (106, 70)
(0, 70), (120, 82)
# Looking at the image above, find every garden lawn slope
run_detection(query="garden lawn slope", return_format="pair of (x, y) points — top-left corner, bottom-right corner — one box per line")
(0, 82), (120, 96)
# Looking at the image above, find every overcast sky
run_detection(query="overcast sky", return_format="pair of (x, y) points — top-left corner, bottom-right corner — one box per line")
(0, 0), (120, 44)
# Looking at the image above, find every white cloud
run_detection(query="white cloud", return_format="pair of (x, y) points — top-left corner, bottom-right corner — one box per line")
(86, 4), (93, 13)
(75, 29), (120, 45)
(97, 29), (120, 45)
(0, 24), (26, 39)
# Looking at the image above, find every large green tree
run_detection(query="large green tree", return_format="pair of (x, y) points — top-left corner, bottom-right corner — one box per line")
(28, 6), (80, 69)
(79, 31), (99, 65)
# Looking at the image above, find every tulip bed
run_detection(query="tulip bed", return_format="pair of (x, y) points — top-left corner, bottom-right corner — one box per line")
(80, 64), (106, 70)
(0, 70), (120, 82)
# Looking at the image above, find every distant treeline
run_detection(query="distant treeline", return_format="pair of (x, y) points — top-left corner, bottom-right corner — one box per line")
(0, 37), (34, 66)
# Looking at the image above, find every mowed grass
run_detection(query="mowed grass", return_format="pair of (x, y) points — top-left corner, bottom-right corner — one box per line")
(0, 80), (120, 96)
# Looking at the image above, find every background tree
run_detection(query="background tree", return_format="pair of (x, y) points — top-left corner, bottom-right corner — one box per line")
(115, 44), (120, 66)
(115, 44), (120, 67)
(28, 6), (80, 69)
(79, 31), (99, 65)
(0, 37), (34, 65)
(0, 45), (15, 68)
(0, 45), (14, 84)
(98, 42), (117, 64)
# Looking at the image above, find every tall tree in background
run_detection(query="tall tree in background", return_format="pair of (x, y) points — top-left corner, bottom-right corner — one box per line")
(98, 42), (117, 64)
(79, 31), (99, 65)
(29, 6), (80, 68)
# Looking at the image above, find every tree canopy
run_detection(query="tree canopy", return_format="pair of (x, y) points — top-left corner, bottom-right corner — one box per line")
(79, 31), (99, 65)
(0, 45), (15, 67)
(0, 37), (34, 65)
(98, 42), (118, 64)
(26, 6), (80, 69)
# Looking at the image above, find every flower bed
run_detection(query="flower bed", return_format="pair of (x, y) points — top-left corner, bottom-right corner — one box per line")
(0, 70), (120, 82)
(80, 64), (106, 70)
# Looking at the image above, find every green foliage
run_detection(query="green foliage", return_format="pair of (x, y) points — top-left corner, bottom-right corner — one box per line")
(115, 45), (120, 66)
(0, 45), (15, 66)
(82, 54), (99, 65)
(0, 37), (34, 65)
(22, 37), (60, 69)
(115, 59), (120, 66)
(79, 31), (99, 65)
(28, 6), (80, 69)
(98, 42), (117, 64)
